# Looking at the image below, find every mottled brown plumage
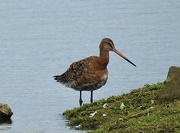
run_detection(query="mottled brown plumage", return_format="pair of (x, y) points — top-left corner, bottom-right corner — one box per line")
(53, 38), (136, 106)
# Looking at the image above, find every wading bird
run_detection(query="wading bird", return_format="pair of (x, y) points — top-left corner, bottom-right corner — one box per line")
(53, 38), (136, 106)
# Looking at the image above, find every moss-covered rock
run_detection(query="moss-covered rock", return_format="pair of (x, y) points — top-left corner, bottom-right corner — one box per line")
(0, 103), (13, 120)
(156, 66), (180, 103)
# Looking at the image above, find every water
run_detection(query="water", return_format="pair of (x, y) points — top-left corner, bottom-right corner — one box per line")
(0, 0), (180, 132)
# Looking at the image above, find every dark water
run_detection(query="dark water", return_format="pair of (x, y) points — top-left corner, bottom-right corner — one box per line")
(0, 0), (180, 132)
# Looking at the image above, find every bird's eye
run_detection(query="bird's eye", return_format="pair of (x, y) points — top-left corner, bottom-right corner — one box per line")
(108, 42), (114, 48)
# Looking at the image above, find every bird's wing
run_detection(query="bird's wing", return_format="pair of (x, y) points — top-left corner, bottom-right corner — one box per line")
(54, 57), (91, 87)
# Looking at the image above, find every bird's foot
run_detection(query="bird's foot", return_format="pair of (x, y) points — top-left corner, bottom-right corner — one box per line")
(79, 99), (83, 106)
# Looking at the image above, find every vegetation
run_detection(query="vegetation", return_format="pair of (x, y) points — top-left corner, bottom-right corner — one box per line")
(63, 83), (180, 132)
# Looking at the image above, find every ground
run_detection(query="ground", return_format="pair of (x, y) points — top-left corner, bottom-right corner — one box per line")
(63, 82), (180, 133)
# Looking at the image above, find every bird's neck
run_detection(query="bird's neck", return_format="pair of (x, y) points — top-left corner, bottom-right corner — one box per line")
(98, 49), (109, 69)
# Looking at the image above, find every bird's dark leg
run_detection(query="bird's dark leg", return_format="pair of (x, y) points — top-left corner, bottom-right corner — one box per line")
(79, 91), (83, 106)
(90, 90), (93, 103)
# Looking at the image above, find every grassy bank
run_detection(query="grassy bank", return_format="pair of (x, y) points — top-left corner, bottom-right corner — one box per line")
(63, 83), (180, 132)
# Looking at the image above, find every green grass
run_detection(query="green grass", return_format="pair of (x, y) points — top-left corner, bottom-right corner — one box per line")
(63, 83), (180, 132)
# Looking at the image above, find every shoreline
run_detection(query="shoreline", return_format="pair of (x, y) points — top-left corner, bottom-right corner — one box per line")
(63, 66), (180, 132)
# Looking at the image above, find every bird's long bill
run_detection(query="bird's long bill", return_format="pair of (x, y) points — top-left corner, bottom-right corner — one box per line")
(113, 49), (136, 67)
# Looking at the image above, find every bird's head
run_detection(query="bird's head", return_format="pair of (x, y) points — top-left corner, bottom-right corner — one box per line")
(99, 38), (115, 52)
(99, 38), (136, 67)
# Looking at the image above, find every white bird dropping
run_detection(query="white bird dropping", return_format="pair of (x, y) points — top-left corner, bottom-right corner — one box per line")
(120, 102), (125, 110)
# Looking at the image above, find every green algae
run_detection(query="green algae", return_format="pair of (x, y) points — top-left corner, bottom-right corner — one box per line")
(63, 82), (180, 132)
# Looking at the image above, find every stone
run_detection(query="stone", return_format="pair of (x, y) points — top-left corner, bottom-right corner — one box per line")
(156, 66), (180, 103)
(0, 103), (13, 120)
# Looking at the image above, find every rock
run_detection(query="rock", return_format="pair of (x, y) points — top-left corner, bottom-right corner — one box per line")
(156, 66), (180, 103)
(0, 103), (13, 120)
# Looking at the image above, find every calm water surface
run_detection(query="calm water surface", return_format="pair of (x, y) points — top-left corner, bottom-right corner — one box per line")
(0, 0), (180, 132)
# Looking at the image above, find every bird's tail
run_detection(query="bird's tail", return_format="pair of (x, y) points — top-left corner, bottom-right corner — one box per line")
(53, 74), (67, 84)
(53, 75), (60, 81)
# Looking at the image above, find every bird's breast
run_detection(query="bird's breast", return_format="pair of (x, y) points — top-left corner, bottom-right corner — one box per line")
(101, 72), (108, 81)
(94, 69), (108, 89)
